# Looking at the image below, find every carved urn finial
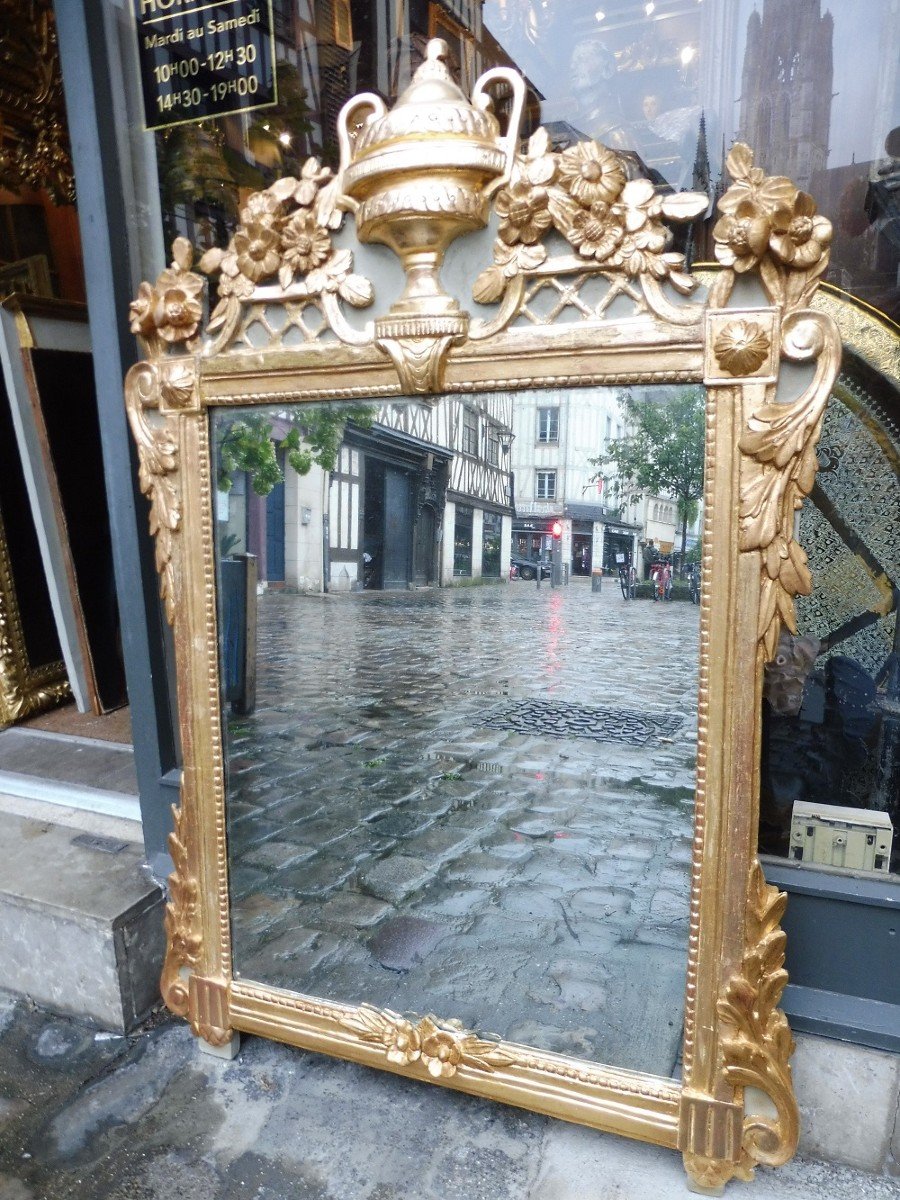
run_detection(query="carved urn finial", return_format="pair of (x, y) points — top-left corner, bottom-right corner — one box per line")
(336, 38), (526, 392)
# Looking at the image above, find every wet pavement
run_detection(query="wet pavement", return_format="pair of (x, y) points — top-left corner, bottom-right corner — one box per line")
(2, 992), (898, 1200)
(225, 579), (699, 1078)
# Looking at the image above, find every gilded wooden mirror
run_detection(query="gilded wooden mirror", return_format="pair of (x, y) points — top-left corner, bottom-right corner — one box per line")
(126, 42), (840, 1193)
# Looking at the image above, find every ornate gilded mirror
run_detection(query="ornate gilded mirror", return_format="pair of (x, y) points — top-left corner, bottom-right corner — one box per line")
(126, 42), (840, 1192)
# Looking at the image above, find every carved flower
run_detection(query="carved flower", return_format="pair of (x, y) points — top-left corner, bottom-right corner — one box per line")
(129, 280), (157, 337)
(712, 201), (773, 273)
(282, 210), (332, 275)
(385, 1021), (422, 1065)
(567, 202), (624, 261)
(495, 180), (552, 246)
(558, 141), (626, 207)
(217, 252), (257, 299)
(617, 178), (662, 230)
(714, 319), (771, 376)
(420, 1028), (464, 1078)
(233, 222), (281, 283)
(520, 125), (556, 187)
(239, 188), (283, 229)
(717, 159), (797, 221)
(294, 156), (333, 207)
(768, 191), (832, 268)
(151, 267), (203, 343)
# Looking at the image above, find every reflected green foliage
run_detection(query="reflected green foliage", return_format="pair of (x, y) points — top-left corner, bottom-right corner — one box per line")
(594, 387), (705, 558)
(216, 406), (375, 495)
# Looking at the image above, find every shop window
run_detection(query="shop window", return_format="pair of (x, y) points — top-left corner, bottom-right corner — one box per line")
(537, 407), (559, 443)
(482, 511), (501, 576)
(462, 407), (479, 457)
(453, 504), (473, 576)
(536, 470), (556, 500)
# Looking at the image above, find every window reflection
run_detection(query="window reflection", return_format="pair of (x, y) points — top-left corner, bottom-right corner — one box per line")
(153, 0), (898, 322)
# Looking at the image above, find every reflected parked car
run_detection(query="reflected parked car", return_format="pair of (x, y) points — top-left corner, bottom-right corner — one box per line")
(511, 555), (552, 580)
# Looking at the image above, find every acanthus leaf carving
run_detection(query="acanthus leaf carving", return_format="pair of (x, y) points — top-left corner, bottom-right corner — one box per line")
(715, 862), (799, 1181)
(124, 362), (181, 625)
(737, 311), (840, 657)
(161, 801), (201, 1018)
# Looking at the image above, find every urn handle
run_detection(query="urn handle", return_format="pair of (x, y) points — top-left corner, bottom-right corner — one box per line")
(471, 66), (526, 197)
(336, 92), (388, 188)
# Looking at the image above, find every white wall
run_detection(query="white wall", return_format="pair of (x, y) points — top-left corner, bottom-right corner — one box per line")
(284, 464), (326, 592)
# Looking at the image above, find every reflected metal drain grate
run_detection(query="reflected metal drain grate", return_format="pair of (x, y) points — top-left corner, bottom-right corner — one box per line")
(482, 698), (684, 746)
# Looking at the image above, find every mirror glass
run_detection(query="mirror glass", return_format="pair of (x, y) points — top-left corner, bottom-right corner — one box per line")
(214, 385), (704, 1078)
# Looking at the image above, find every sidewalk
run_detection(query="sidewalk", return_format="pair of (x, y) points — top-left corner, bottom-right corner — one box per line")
(1, 991), (898, 1200)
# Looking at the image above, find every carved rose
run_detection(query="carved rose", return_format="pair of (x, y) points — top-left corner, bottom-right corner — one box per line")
(420, 1028), (464, 1078)
(714, 320), (771, 376)
(713, 202), (773, 273)
(768, 191), (832, 269)
(282, 210), (332, 275)
(233, 222), (281, 283)
(384, 1022), (422, 1065)
(152, 268), (204, 343)
(557, 141), (626, 206)
(568, 203), (623, 262)
(495, 180), (552, 246)
(128, 240), (204, 347)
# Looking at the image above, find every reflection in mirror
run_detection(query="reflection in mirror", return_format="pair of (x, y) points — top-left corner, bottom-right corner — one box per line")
(214, 386), (704, 1078)
(760, 373), (900, 876)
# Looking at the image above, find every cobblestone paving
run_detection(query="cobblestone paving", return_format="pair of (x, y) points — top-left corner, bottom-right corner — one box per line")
(224, 579), (700, 1078)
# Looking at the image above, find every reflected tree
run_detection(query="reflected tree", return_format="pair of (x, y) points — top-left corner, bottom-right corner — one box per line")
(216, 406), (375, 495)
(594, 387), (705, 560)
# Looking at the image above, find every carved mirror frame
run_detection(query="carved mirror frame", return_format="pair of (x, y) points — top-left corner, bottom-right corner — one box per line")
(125, 43), (841, 1193)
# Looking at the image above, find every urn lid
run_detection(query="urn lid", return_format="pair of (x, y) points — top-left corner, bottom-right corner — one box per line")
(351, 38), (500, 160)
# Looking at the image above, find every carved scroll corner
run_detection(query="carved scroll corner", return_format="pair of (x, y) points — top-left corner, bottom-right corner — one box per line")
(338, 1004), (515, 1078)
(189, 975), (233, 1047)
(714, 861), (799, 1181)
(160, 802), (201, 1019)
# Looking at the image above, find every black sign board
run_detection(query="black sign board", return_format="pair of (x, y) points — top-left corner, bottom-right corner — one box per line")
(134, 0), (277, 131)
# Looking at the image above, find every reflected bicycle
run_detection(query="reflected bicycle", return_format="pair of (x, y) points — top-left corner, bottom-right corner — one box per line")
(618, 564), (636, 600)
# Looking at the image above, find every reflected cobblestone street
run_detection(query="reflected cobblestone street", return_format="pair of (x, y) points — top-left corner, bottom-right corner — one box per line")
(225, 579), (700, 1078)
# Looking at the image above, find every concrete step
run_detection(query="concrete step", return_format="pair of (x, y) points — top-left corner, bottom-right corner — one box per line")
(0, 728), (139, 821)
(0, 803), (163, 1031)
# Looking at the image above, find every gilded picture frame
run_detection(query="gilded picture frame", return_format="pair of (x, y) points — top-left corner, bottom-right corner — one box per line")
(125, 42), (841, 1193)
